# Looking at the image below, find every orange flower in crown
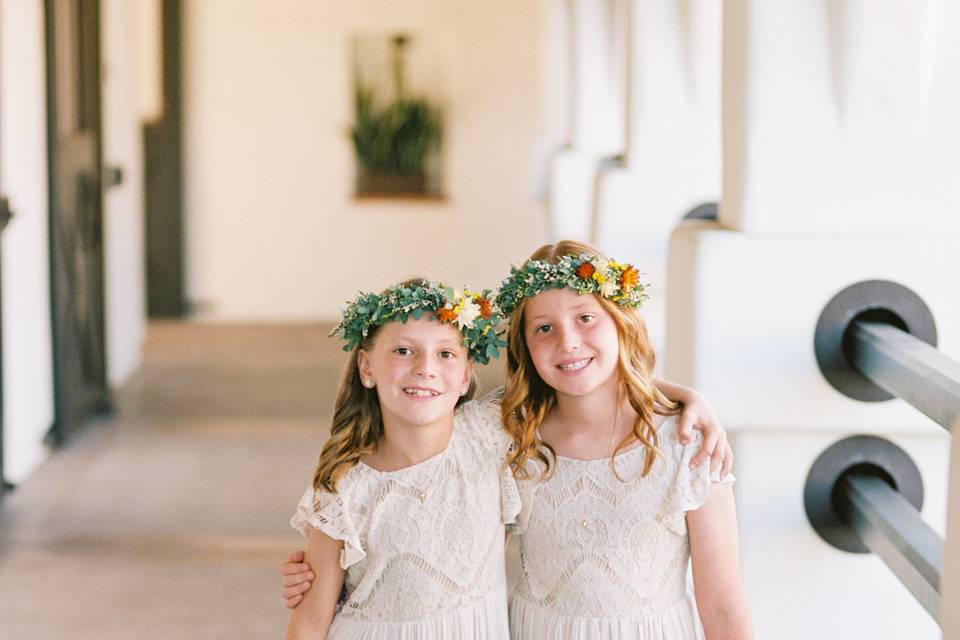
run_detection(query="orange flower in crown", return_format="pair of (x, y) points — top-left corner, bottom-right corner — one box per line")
(477, 296), (494, 319)
(619, 266), (640, 292)
(436, 305), (458, 323)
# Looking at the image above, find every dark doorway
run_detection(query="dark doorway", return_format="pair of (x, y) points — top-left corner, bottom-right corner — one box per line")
(0, 196), (13, 495)
(45, 0), (110, 442)
(144, 0), (186, 317)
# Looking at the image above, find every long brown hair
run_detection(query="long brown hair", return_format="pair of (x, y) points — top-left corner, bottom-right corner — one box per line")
(313, 279), (478, 492)
(501, 241), (678, 481)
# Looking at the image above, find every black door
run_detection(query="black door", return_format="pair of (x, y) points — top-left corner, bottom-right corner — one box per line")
(145, 0), (186, 317)
(0, 196), (13, 494)
(45, 0), (110, 441)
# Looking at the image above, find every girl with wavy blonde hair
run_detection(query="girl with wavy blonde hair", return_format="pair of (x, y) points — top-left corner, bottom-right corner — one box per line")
(498, 240), (752, 639)
(501, 240), (678, 481)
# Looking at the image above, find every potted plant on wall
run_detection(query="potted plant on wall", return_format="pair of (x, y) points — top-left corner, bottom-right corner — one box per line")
(352, 34), (443, 197)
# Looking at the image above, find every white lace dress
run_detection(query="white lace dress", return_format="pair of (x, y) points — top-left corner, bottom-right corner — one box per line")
(290, 399), (518, 639)
(509, 416), (734, 639)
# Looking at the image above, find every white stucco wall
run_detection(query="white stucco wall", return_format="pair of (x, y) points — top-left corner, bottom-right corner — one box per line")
(663, 2), (960, 637)
(721, 0), (960, 235)
(102, 0), (147, 386)
(182, 0), (555, 320)
(594, 0), (722, 357)
(1, 0), (55, 482)
(666, 223), (954, 640)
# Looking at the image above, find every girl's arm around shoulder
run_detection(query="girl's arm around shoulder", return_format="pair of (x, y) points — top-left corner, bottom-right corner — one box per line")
(285, 528), (346, 640)
(687, 484), (753, 640)
(653, 378), (734, 477)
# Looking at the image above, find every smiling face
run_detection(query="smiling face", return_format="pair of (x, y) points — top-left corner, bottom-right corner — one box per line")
(522, 288), (621, 399)
(357, 317), (472, 433)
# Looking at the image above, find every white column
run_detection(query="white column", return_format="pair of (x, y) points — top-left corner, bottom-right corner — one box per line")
(568, 0), (625, 153)
(593, 0), (721, 354)
(102, 0), (148, 386)
(721, 0), (960, 234)
(667, 2), (959, 638)
(547, 0), (626, 242)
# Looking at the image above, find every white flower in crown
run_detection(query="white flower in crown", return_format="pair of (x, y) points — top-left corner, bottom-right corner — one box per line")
(456, 298), (482, 329)
(600, 279), (619, 298)
(594, 258), (611, 275)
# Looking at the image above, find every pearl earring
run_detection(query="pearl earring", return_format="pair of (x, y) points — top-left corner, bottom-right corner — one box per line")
(364, 379), (374, 388)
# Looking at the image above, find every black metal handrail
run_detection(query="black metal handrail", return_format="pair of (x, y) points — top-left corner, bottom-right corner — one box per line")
(834, 318), (960, 623)
(834, 471), (943, 618)
(846, 320), (960, 430)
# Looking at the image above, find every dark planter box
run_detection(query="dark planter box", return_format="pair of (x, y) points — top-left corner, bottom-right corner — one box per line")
(356, 168), (427, 196)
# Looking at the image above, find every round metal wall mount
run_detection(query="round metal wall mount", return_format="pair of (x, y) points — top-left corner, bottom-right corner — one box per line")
(804, 435), (923, 553)
(682, 202), (718, 221)
(814, 280), (936, 402)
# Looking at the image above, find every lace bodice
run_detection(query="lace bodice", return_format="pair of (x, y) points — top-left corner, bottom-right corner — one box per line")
(291, 398), (518, 628)
(510, 416), (734, 620)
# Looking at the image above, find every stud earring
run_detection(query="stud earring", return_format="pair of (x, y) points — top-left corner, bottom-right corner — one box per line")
(364, 379), (374, 388)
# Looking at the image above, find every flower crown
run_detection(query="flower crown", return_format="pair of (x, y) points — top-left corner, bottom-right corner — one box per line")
(495, 253), (649, 316)
(330, 280), (506, 364)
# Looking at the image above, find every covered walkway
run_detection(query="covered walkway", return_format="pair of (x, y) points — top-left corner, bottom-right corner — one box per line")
(0, 323), (352, 638)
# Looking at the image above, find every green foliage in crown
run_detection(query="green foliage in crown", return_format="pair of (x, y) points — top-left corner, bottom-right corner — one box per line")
(331, 280), (506, 365)
(495, 253), (649, 317)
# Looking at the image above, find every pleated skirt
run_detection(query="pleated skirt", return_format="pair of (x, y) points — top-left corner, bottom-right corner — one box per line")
(328, 588), (510, 639)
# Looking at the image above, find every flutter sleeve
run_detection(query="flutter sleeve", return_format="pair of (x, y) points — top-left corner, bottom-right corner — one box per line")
(658, 428), (735, 536)
(500, 459), (523, 527)
(506, 467), (540, 535)
(462, 388), (522, 525)
(290, 484), (366, 569)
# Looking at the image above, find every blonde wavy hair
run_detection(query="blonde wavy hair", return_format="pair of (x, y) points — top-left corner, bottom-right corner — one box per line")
(313, 279), (478, 493)
(501, 241), (678, 481)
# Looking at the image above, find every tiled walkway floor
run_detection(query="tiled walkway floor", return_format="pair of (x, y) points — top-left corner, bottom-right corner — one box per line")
(0, 323), (506, 639)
